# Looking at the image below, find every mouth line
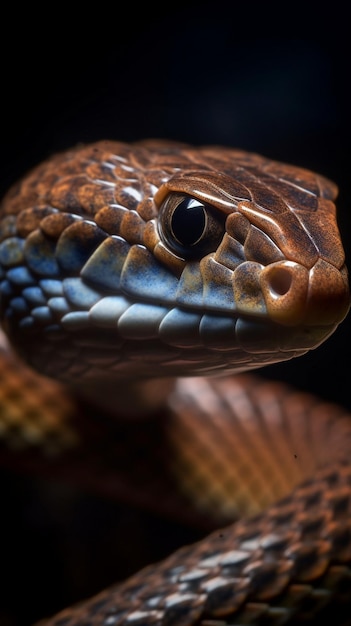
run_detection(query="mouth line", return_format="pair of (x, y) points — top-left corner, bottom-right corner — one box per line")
(54, 289), (337, 357)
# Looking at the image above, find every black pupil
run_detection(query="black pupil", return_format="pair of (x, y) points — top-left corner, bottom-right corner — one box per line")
(171, 198), (206, 246)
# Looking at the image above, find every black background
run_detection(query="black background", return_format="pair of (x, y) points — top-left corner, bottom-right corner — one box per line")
(1, 3), (350, 625)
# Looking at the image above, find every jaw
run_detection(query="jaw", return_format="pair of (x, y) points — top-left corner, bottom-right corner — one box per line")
(20, 309), (338, 400)
(55, 318), (336, 418)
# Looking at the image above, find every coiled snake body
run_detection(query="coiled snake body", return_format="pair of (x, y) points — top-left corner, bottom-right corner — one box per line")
(0, 140), (350, 624)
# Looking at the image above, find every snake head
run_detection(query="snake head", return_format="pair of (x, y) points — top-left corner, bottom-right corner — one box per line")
(0, 141), (349, 392)
(154, 163), (350, 329)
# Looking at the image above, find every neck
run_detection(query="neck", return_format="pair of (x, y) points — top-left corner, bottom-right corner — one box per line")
(72, 377), (177, 420)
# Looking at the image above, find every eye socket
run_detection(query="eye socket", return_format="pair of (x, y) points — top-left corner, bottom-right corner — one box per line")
(158, 193), (227, 260)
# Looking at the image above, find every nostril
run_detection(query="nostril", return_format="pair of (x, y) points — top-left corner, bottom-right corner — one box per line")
(268, 266), (293, 297)
(261, 261), (309, 325)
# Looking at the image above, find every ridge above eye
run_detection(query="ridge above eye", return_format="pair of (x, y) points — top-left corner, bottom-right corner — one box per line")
(157, 193), (227, 260)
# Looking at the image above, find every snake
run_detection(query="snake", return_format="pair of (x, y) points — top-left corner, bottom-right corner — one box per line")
(0, 139), (350, 625)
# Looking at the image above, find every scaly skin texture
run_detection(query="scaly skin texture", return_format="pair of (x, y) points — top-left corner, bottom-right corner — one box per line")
(0, 140), (349, 390)
(0, 140), (350, 624)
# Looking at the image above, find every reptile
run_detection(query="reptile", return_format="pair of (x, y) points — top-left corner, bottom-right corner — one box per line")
(0, 139), (350, 625)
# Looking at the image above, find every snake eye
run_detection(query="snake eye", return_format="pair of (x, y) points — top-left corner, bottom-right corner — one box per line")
(158, 193), (227, 260)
